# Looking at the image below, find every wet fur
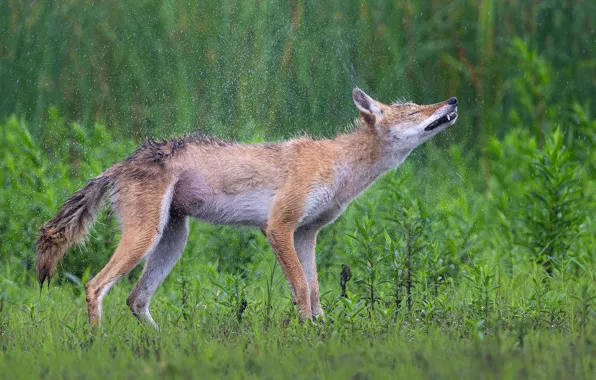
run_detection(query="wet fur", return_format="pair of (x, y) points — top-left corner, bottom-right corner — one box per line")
(36, 175), (111, 287)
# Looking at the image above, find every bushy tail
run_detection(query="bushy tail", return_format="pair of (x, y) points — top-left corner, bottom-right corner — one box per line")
(36, 174), (112, 288)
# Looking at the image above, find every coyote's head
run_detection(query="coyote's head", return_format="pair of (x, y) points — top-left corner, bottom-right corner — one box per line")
(352, 88), (458, 150)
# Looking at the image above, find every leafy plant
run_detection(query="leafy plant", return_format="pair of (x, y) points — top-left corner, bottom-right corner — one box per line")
(348, 215), (383, 314)
(521, 128), (587, 275)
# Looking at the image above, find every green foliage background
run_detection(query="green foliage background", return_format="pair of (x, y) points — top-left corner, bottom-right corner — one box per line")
(2, 0), (594, 140)
(1, 1), (595, 378)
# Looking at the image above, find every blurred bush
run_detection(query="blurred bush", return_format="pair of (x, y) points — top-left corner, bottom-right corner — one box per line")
(0, 0), (594, 142)
(0, 110), (132, 283)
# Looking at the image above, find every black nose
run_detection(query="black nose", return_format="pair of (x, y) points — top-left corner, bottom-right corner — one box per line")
(448, 97), (458, 105)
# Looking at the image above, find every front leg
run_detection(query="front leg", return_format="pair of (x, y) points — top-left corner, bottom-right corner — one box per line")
(294, 226), (323, 318)
(266, 223), (312, 321)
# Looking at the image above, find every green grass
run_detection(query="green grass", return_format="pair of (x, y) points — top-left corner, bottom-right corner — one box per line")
(1, 267), (595, 379)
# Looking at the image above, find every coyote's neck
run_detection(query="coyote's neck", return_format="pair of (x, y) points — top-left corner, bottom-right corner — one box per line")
(332, 125), (411, 201)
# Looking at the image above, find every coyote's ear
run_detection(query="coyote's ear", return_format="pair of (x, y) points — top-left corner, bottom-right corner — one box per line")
(352, 88), (383, 127)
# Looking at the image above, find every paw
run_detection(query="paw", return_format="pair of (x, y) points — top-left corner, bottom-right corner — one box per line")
(311, 314), (325, 325)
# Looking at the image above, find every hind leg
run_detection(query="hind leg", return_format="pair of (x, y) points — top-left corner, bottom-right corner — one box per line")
(85, 182), (174, 327)
(85, 229), (161, 326)
(126, 215), (189, 329)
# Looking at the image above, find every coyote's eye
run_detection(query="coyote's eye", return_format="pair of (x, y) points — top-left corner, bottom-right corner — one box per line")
(407, 111), (420, 116)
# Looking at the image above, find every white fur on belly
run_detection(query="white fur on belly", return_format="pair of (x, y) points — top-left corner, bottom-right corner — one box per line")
(193, 190), (274, 227)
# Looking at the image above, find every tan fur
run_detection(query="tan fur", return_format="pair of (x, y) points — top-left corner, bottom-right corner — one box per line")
(36, 172), (114, 287)
(36, 88), (458, 327)
(85, 177), (173, 325)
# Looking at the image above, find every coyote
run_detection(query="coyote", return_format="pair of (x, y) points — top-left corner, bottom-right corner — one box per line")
(36, 88), (458, 328)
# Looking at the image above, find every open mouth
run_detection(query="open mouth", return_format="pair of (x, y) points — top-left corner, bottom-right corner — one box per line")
(424, 111), (458, 131)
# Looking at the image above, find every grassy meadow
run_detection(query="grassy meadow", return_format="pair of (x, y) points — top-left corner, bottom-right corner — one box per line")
(1, 1), (596, 379)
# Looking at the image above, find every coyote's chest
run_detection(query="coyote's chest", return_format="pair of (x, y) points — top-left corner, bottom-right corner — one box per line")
(298, 184), (352, 228)
(299, 186), (336, 225)
(297, 161), (387, 228)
